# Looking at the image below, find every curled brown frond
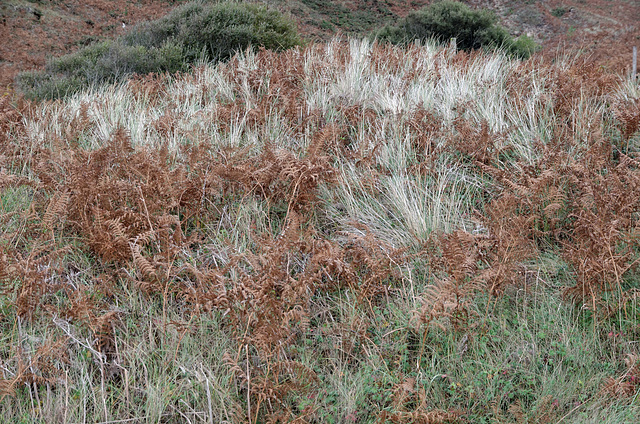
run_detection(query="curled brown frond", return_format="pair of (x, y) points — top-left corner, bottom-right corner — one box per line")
(42, 190), (69, 235)
(131, 243), (158, 283)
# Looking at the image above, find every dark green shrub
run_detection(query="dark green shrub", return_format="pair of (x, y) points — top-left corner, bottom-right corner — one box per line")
(16, 1), (302, 101)
(14, 71), (86, 102)
(373, 0), (538, 59)
(121, 1), (302, 62)
(507, 33), (537, 59)
(16, 40), (184, 100)
(50, 40), (184, 84)
(551, 7), (568, 18)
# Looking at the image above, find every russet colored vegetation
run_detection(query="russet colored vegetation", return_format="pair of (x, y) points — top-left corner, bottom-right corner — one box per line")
(1, 35), (640, 423)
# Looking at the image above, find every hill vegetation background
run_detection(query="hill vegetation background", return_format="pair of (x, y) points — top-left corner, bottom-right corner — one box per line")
(0, 1), (639, 423)
(1, 0), (639, 89)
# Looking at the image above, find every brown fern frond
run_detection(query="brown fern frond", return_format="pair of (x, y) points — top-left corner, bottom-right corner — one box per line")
(560, 146), (640, 307)
(276, 210), (301, 244)
(0, 253), (11, 296)
(414, 230), (485, 332)
(307, 123), (342, 159)
(601, 353), (640, 398)
(415, 275), (479, 333)
(451, 118), (510, 166)
(507, 400), (527, 424)
(42, 190), (70, 234)
(106, 218), (129, 243)
(3, 337), (69, 400)
(377, 404), (462, 424)
(131, 243), (158, 282)
(132, 229), (157, 246)
(612, 98), (640, 143)
(0, 378), (17, 400)
(63, 102), (93, 143)
(127, 72), (167, 107)
(94, 311), (119, 362)
(0, 171), (37, 191)
(15, 258), (47, 320)
(61, 288), (98, 325)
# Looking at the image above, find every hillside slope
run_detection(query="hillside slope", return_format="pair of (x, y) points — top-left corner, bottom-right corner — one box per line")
(1, 36), (639, 423)
(1, 0), (638, 90)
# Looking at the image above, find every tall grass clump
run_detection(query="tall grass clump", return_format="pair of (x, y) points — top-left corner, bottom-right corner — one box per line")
(374, 0), (538, 59)
(15, 1), (301, 101)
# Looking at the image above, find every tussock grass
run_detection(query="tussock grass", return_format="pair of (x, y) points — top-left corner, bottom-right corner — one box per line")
(1, 37), (639, 423)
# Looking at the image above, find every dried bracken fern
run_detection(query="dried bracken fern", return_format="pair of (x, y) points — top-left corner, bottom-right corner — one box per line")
(601, 353), (640, 398)
(41, 190), (69, 238)
(612, 98), (640, 145)
(0, 337), (68, 400)
(507, 395), (558, 424)
(415, 231), (483, 333)
(561, 149), (640, 310)
(2, 35), (640, 423)
(378, 379), (463, 423)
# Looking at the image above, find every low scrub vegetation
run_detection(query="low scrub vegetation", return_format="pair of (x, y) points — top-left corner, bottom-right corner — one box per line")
(374, 0), (538, 58)
(16, 40), (185, 101)
(120, 0), (301, 63)
(15, 0), (301, 101)
(1, 35), (639, 423)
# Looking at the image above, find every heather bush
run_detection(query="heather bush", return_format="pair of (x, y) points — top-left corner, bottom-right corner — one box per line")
(374, 0), (537, 59)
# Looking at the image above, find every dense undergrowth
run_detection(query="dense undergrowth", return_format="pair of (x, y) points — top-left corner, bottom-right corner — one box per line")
(1, 38), (640, 423)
